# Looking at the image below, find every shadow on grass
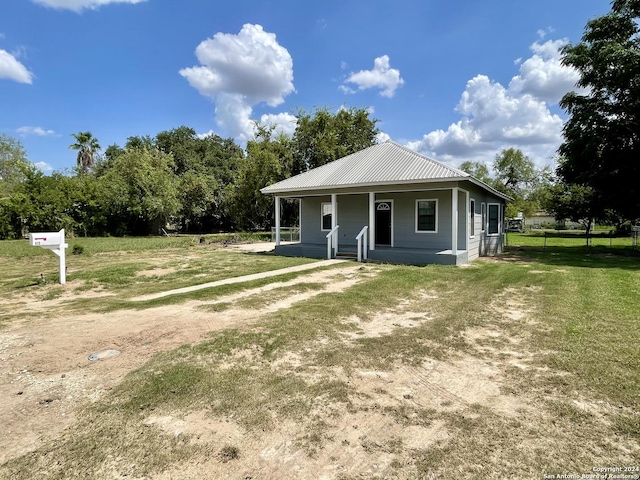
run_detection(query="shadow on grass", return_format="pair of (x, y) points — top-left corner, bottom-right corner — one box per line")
(503, 245), (640, 270)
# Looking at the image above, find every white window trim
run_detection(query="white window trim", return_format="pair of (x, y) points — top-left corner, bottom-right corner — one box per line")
(470, 198), (476, 239)
(481, 202), (486, 232)
(487, 203), (501, 236)
(320, 202), (334, 232)
(415, 198), (438, 233)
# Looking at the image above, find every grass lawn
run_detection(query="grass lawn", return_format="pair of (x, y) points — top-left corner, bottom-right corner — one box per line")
(0, 237), (638, 479)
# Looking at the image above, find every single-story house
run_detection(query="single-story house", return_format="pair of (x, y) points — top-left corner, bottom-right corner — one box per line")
(261, 140), (511, 266)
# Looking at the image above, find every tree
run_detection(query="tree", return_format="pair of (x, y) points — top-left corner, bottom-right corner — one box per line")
(100, 147), (179, 235)
(292, 107), (379, 172)
(0, 133), (34, 196)
(558, 0), (640, 221)
(69, 132), (101, 174)
(492, 148), (540, 218)
(545, 183), (600, 234)
(459, 160), (492, 185)
(230, 125), (294, 230)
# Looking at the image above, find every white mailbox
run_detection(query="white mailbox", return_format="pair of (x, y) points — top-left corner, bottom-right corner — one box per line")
(28, 229), (68, 284)
(29, 231), (63, 247)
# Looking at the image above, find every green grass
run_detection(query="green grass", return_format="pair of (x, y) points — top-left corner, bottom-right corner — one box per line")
(507, 231), (639, 251)
(1, 242), (639, 479)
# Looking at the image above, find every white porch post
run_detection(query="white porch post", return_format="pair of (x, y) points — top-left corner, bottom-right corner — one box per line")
(275, 196), (281, 246)
(451, 187), (458, 255)
(331, 193), (338, 253)
(369, 192), (375, 251)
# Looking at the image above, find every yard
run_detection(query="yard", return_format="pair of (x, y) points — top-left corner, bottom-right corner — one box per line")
(0, 236), (638, 479)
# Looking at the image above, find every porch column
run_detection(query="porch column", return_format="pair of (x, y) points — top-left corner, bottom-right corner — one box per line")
(275, 196), (281, 246)
(369, 192), (375, 251)
(451, 187), (458, 255)
(331, 193), (338, 253)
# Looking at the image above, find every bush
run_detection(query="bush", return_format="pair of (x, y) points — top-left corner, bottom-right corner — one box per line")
(72, 244), (85, 255)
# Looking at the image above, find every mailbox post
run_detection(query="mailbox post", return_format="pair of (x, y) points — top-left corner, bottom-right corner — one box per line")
(29, 229), (68, 284)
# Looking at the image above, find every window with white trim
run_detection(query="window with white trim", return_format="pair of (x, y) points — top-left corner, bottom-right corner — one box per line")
(470, 199), (475, 237)
(415, 199), (438, 232)
(321, 203), (332, 231)
(488, 203), (500, 235)
(481, 203), (486, 232)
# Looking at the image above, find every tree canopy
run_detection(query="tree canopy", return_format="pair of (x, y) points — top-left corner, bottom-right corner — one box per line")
(558, 0), (640, 221)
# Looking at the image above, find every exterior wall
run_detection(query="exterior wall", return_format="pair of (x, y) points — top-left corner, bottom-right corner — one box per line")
(295, 181), (506, 261)
(462, 184), (505, 259)
(300, 195), (369, 245)
(379, 190), (452, 250)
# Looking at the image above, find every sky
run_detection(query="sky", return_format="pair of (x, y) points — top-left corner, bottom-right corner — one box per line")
(0, 0), (610, 174)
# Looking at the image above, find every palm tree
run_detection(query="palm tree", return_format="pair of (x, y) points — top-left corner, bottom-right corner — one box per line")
(69, 131), (101, 174)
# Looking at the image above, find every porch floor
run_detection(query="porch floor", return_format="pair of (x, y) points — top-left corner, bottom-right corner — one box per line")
(273, 243), (468, 266)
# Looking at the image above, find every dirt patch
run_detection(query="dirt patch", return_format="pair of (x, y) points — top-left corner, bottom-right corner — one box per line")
(0, 263), (369, 464)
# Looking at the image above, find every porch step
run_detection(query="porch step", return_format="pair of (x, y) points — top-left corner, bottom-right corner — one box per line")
(336, 251), (358, 259)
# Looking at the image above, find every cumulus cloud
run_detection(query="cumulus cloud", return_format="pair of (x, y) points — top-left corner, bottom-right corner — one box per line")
(0, 49), (33, 84)
(259, 112), (298, 137)
(17, 126), (56, 136)
(180, 24), (295, 141)
(406, 37), (584, 168)
(508, 39), (582, 104)
(408, 74), (564, 166)
(34, 161), (54, 173)
(341, 55), (404, 98)
(31, 0), (146, 12)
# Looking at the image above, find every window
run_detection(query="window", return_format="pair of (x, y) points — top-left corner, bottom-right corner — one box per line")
(416, 199), (437, 232)
(488, 204), (500, 235)
(321, 203), (332, 231)
(481, 203), (486, 232)
(470, 199), (475, 237)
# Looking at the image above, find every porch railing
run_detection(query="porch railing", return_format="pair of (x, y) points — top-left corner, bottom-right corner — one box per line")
(326, 225), (339, 259)
(271, 226), (300, 243)
(356, 225), (368, 262)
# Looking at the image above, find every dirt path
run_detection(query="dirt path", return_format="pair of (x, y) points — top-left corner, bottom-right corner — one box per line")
(0, 264), (365, 464)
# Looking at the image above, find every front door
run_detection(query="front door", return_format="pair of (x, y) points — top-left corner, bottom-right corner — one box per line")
(375, 201), (392, 245)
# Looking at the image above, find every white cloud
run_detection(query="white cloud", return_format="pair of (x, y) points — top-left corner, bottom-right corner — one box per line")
(31, 0), (146, 12)
(196, 130), (217, 139)
(17, 126), (56, 136)
(259, 112), (298, 137)
(408, 74), (563, 167)
(376, 131), (391, 143)
(180, 24), (295, 142)
(342, 55), (404, 98)
(508, 39), (582, 104)
(0, 49), (33, 84)
(406, 36), (585, 168)
(34, 161), (53, 173)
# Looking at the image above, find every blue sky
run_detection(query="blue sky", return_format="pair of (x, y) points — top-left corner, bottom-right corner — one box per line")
(1, 0), (609, 174)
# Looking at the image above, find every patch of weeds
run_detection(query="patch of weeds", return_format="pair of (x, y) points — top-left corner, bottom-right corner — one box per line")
(217, 445), (240, 463)
(0, 410), (204, 480)
(613, 413), (640, 440)
(71, 244), (85, 255)
(382, 405), (436, 427)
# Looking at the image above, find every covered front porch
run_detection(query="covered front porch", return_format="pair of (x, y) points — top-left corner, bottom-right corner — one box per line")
(271, 187), (472, 266)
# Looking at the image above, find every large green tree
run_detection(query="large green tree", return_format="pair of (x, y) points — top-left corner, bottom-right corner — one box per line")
(558, 0), (640, 221)
(292, 107), (379, 172)
(69, 131), (101, 175)
(100, 147), (180, 235)
(231, 126), (294, 230)
(0, 133), (34, 197)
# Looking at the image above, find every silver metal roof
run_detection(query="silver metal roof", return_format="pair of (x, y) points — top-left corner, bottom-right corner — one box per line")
(261, 140), (510, 200)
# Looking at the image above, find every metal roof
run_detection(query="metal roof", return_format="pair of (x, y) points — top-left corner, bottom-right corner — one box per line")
(261, 140), (510, 200)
